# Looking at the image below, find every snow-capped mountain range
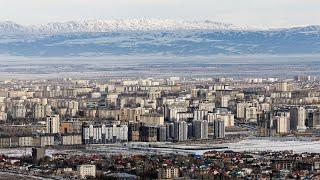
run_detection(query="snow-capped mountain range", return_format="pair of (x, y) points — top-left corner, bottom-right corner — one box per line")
(0, 19), (320, 56)
(0, 19), (251, 34)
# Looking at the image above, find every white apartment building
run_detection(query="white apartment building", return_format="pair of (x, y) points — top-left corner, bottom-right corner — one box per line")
(77, 164), (96, 179)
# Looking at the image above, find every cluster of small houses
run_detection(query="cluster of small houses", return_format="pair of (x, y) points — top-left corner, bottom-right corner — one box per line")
(2, 145), (320, 179)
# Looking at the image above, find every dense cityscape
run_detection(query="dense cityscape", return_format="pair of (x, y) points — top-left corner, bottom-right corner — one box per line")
(0, 75), (319, 179)
(1, 0), (320, 179)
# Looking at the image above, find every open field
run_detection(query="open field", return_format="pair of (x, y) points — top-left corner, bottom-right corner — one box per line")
(0, 55), (319, 80)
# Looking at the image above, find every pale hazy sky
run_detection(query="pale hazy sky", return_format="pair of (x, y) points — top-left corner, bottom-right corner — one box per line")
(1, 0), (320, 28)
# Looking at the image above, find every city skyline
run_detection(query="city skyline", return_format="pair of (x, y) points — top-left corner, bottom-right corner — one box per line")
(1, 1), (320, 179)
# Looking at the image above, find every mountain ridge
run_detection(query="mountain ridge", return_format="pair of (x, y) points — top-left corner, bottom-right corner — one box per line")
(0, 19), (249, 34)
(2, 19), (320, 34)
(0, 19), (320, 56)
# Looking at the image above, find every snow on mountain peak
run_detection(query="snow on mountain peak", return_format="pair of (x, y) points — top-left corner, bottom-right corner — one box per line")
(1, 19), (319, 35)
(0, 21), (27, 33)
(1, 19), (251, 34)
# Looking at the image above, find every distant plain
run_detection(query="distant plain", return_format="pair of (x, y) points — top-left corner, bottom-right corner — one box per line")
(0, 55), (319, 80)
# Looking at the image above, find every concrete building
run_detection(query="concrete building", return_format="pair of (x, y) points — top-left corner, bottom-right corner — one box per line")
(33, 104), (46, 120)
(158, 166), (179, 179)
(236, 102), (246, 119)
(67, 101), (79, 117)
(140, 125), (158, 142)
(77, 164), (96, 179)
(176, 112), (193, 122)
(32, 148), (46, 160)
(62, 88), (77, 98)
(166, 123), (175, 141)
(290, 107), (307, 131)
(0, 111), (7, 121)
(40, 135), (55, 146)
(193, 120), (208, 140)
(91, 92), (101, 99)
(193, 110), (208, 121)
(245, 107), (258, 122)
(313, 109), (320, 129)
(60, 120), (83, 134)
(61, 134), (82, 145)
(174, 121), (188, 141)
(213, 119), (225, 138)
(0, 137), (11, 148)
(208, 111), (234, 127)
(140, 113), (164, 126)
(128, 122), (142, 142)
(12, 104), (26, 119)
(121, 107), (145, 122)
(82, 122), (128, 144)
(18, 136), (33, 147)
(276, 82), (288, 92)
(220, 95), (230, 108)
(274, 116), (290, 134)
(186, 123), (193, 139)
(46, 115), (60, 134)
(168, 106), (188, 121)
(198, 102), (215, 111)
(157, 125), (167, 142)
